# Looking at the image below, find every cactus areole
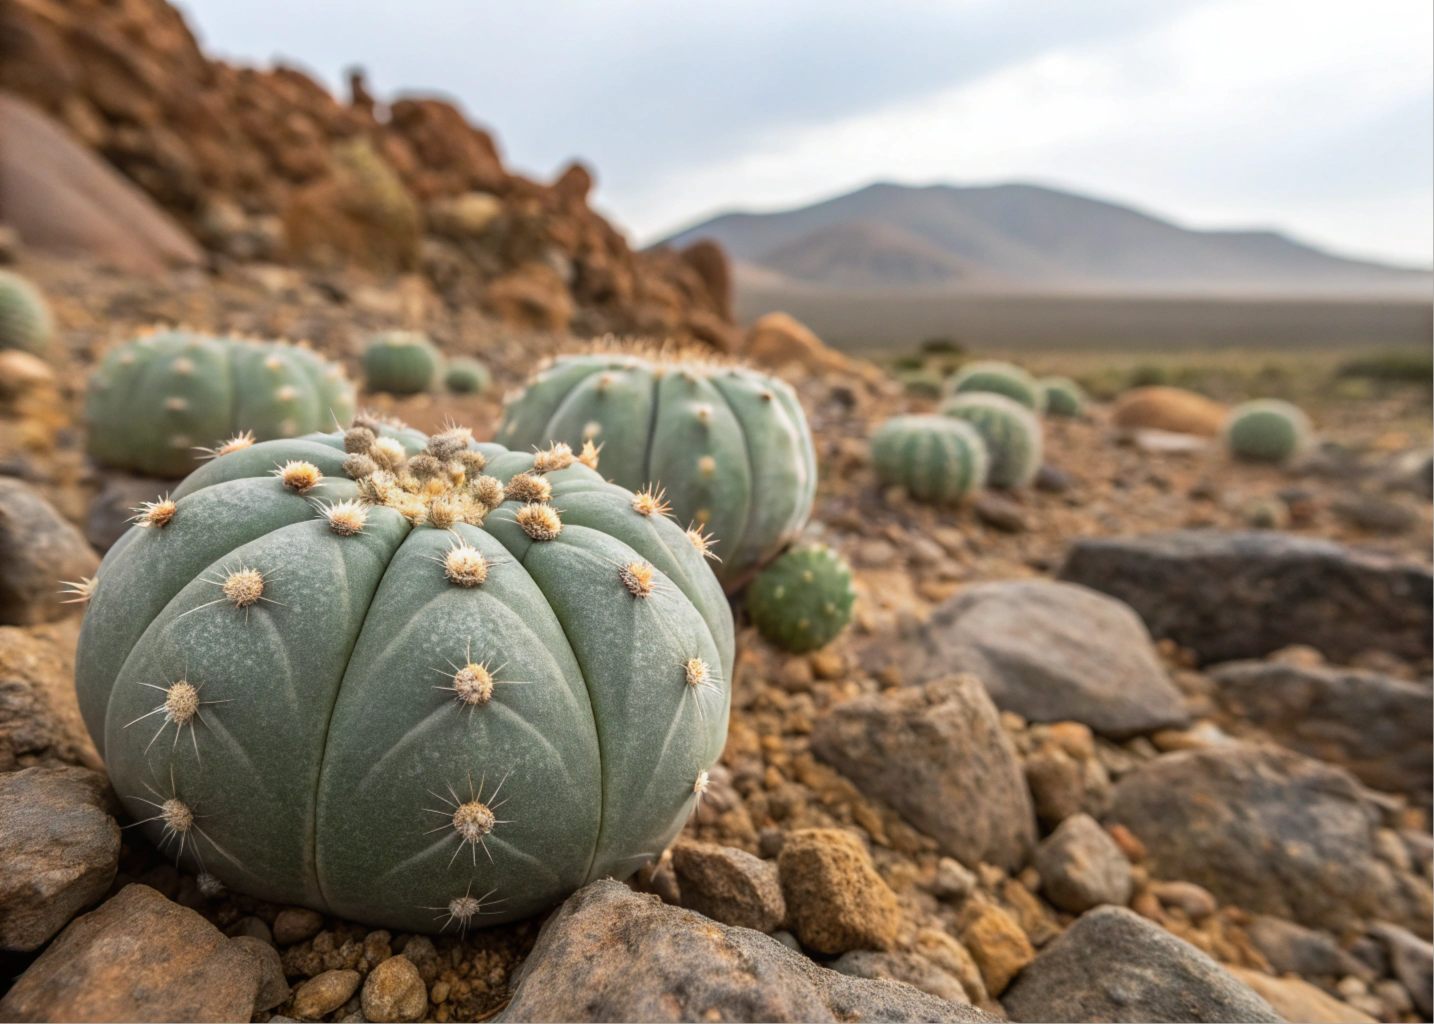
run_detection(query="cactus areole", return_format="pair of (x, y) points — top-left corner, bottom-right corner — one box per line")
(496, 346), (817, 592)
(73, 417), (733, 932)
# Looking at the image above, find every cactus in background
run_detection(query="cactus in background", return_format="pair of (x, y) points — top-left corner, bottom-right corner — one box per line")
(0, 270), (54, 355)
(444, 357), (492, 395)
(746, 545), (855, 654)
(870, 415), (988, 504)
(496, 345), (817, 591)
(85, 331), (356, 477)
(1224, 399), (1311, 464)
(941, 392), (1043, 488)
(948, 360), (1045, 411)
(73, 417), (733, 932)
(1040, 376), (1086, 418)
(363, 331), (442, 395)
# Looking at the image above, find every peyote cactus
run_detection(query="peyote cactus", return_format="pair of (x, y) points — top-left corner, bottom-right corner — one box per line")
(1040, 376), (1086, 418)
(363, 331), (442, 395)
(940, 392), (1043, 488)
(1224, 399), (1311, 464)
(746, 544), (855, 654)
(0, 270), (54, 355)
(85, 331), (357, 477)
(72, 416), (732, 932)
(445, 357), (492, 395)
(870, 415), (988, 504)
(947, 360), (1045, 411)
(496, 345), (817, 591)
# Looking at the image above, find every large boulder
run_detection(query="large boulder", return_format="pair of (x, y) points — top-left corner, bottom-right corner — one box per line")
(1058, 531), (1432, 664)
(493, 879), (995, 1023)
(895, 581), (1188, 738)
(1209, 660), (1431, 797)
(1001, 906), (1282, 1023)
(0, 884), (288, 1022)
(1106, 744), (1423, 934)
(811, 676), (1035, 871)
(0, 479), (100, 626)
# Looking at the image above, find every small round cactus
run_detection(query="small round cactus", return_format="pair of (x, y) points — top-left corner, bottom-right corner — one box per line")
(1224, 399), (1311, 464)
(870, 415), (988, 504)
(363, 331), (442, 395)
(85, 331), (356, 477)
(1039, 376), (1086, 418)
(0, 270), (54, 355)
(947, 360), (1045, 411)
(444, 357), (491, 395)
(497, 344), (817, 590)
(74, 417), (732, 932)
(941, 392), (1043, 489)
(746, 544), (855, 654)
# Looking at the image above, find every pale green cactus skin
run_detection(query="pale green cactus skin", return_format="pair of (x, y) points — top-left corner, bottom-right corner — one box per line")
(363, 331), (442, 395)
(746, 545), (855, 654)
(871, 415), (988, 504)
(948, 360), (1046, 412)
(444, 357), (491, 395)
(74, 426), (733, 933)
(940, 392), (1043, 488)
(1040, 377), (1086, 418)
(496, 352), (817, 590)
(1225, 399), (1311, 464)
(0, 270), (54, 355)
(85, 331), (357, 478)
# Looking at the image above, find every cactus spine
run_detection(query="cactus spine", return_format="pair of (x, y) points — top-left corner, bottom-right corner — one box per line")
(363, 331), (442, 395)
(871, 415), (988, 504)
(444, 357), (492, 395)
(0, 270), (53, 355)
(1224, 399), (1311, 464)
(948, 360), (1045, 411)
(74, 416), (732, 932)
(940, 392), (1043, 488)
(85, 330), (356, 477)
(1039, 376), (1086, 418)
(746, 545), (855, 654)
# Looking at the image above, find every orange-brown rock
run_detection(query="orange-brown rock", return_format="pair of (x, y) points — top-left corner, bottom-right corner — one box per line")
(485, 262), (574, 332)
(746, 311), (869, 379)
(956, 901), (1035, 996)
(1113, 386), (1228, 436)
(283, 137), (421, 274)
(777, 828), (903, 955)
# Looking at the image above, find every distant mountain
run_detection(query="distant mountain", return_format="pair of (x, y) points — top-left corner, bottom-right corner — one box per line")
(659, 183), (1432, 297)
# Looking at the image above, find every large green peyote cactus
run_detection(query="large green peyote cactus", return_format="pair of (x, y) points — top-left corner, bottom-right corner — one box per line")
(1039, 376), (1086, 418)
(363, 331), (442, 395)
(496, 346), (817, 591)
(444, 357), (492, 395)
(0, 270), (54, 355)
(746, 544), (855, 654)
(870, 415), (988, 504)
(940, 392), (1043, 488)
(1224, 399), (1311, 464)
(72, 418), (732, 932)
(85, 331), (357, 477)
(947, 360), (1045, 411)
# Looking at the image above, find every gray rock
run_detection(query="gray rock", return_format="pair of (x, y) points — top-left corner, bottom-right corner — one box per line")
(671, 838), (786, 933)
(0, 767), (119, 951)
(897, 581), (1188, 738)
(829, 950), (969, 1005)
(1370, 922), (1433, 1018)
(1058, 530), (1432, 664)
(973, 494), (1028, 533)
(0, 883), (288, 1021)
(0, 479), (98, 626)
(1209, 660), (1431, 797)
(1106, 744), (1419, 934)
(84, 473), (182, 553)
(1002, 906), (1282, 1023)
(1332, 494), (1420, 535)
(1034, 813), (1132, 914)
(1245, 915), (1372, 981)
(493, 879), (996, 1023)
(810, 675), (1036, 872)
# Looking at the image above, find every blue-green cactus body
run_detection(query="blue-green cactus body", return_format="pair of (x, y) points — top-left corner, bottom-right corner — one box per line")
(1040, 376), (1086, 418)
(746, 545), (855, 654)
(84, 331), (356, 477)
(74, 423), (732, 932)
(1224, 399), (1311, 464)
(497, 351), (816, 590)
(0, 270), (53, 355)
(444, 357), (492, 395)
(940, 392), (1043, 488)
(363, 331), (443, 395)
(871, 415), (988, 504)
(948, 360), (1045, 411)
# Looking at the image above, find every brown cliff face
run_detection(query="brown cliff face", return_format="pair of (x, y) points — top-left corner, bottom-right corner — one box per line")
(0, 0), (734, 341)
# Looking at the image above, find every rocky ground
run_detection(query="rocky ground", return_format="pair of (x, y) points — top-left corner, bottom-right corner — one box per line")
(0, 250), (1431, 1023)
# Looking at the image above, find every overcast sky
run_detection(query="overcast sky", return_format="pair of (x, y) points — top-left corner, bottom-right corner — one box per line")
(177, 0), (1433, 265)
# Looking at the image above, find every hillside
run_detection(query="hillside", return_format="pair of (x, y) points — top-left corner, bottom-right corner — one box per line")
(662, 182), (1433, 298)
